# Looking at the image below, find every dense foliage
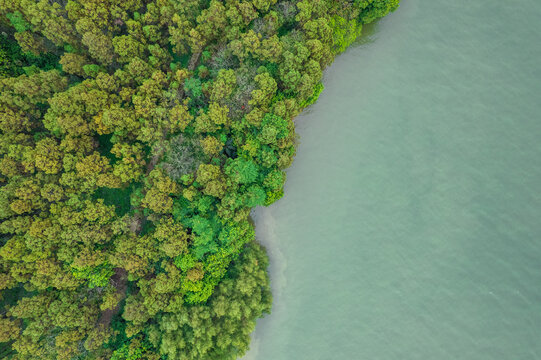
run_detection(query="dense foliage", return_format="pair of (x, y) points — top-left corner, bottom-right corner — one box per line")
(0, 0), (398, 358)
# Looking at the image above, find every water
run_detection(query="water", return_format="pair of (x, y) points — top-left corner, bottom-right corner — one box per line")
(244, 0), (541, 359)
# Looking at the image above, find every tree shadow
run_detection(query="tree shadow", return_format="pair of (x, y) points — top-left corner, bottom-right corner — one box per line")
(354, 21), (379, 48)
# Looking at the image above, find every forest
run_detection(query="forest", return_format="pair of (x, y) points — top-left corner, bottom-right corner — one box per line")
(0, 0), (398, 359)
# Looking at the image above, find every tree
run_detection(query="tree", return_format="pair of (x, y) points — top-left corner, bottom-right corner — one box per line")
(158, 241), (271, 360)
(141, 169), (180, 214)
(0, 0), (399, 357)
(33, 138), (63, 174)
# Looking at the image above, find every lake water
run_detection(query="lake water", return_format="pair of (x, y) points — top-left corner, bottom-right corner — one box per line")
(244, 0), (541, 359)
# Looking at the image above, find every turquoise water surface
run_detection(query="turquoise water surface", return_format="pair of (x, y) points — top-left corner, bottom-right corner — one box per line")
(245, 0), (541, 359)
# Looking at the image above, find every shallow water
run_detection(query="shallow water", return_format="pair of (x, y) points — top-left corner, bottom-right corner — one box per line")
(245, 0), (541, 359)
